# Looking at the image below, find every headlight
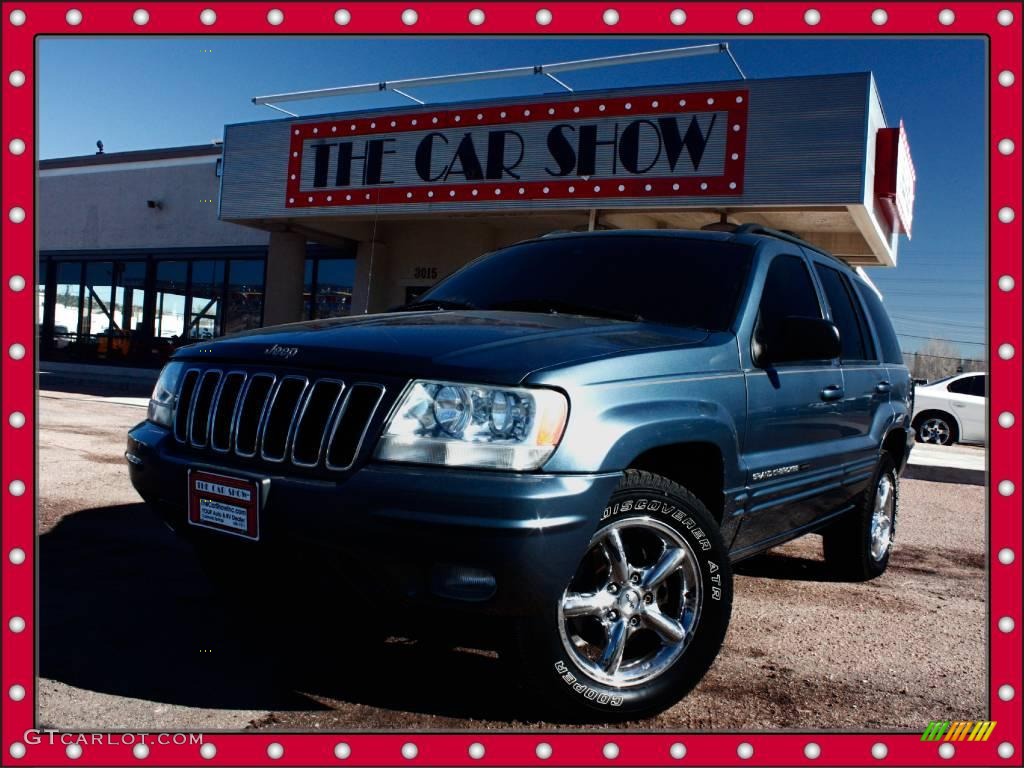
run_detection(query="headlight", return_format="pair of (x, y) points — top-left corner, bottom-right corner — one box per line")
(375, 380), (568, 470)
(147, 362), (185, 428)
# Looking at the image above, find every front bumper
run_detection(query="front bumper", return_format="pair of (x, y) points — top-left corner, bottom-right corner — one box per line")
(126, 421), (621, 617)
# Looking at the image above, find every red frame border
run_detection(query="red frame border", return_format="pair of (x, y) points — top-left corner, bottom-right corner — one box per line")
(284, 89), (749, 207)
(2, 3), (1021, 767)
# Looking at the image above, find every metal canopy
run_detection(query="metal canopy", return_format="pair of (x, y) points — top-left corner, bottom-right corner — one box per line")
(252, 43), (742, 113)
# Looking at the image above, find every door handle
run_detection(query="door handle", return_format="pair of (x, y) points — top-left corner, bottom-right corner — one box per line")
(820, 385), (845, 401)
(875, 381), (892, 394)
(952, 401), (966, 408)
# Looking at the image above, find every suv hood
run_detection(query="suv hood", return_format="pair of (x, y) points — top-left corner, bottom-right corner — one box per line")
(173, 310), (710, 384)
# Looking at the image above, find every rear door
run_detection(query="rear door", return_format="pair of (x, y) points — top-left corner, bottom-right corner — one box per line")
(735, 251), (848, 554)
(946, 374), (986, 442)
(811, 260), (892, 499)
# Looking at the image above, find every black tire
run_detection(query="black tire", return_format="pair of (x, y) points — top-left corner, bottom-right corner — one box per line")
(507, 469), (733, 721)
(822, 453), (899, 581)
(913, 411), (958, 445)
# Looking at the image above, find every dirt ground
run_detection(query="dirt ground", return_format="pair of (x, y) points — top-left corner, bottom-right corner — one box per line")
(36, 390), (986, 732)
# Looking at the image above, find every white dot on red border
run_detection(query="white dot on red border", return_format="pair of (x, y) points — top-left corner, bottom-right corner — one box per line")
(998, 139), (1016, 155)
(267, 743), (284, 759)
(9, 616), (26, 632)
(401, 743), (418, 759)
(804, 9), (821, 25)
(133, 8), (149, 25)
(9, 138), (26, 155)
(9, 274), (26, 291)
(468, 743), (485, 759)
(9, 742), (26, 759)
(999, 616), (1015, 633)
(401, 8), (418, 25)
(737, 743), (753, 759)
(997, 9), (1014, 25)
(9, 343), (25, 360)
(938, 8), (955, 25)
(133, 743), (150, 759)
(998, 743), (1014, 759)
(938, 743), (955, 759)
(603, 9), (619, 25)
(536, 743), (552, 759)
(334, 743), (351, 759)
(669, 743), (686, 759)
(9, 480), (25, 496)
(66, 8), (82, 25)
(998, 684), (1015, 701)
(871, 743), (888, 759)
(998, 480), (1015, 496)
(603, 743), (619, 759)
(998, 548), (1015, 564)
(669, 8), (686, 25)
(9, 206), (26, 223)
(871, 8), (888, 24)
(536, 8), (552, 25)
(998, 70), (1015, 87)
(199, 8), (216, 25)
(998, 343), (1015, 360)
(200, 743), (216, 759)
(737, 8), (753, 24)
(10, 411), (27, 429)
(998, 411), (1015, 428)
(9, 70), (26, 87)
(267, 8), (284, 24)
(998, 207), (1015, 223)
(66, 744), (82, 760)
(334, 8), (351, 25)
(9, 548), (26, 564)
(9, 8), (26, 25)
(468, 8), (484, 25)
(8, 684), (25, 701)
(804, 743), (821, 759)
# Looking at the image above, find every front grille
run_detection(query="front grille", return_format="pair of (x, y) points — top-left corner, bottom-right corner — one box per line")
(172, 367), (386, 472)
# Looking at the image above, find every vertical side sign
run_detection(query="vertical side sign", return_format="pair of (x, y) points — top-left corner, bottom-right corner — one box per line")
(874, 120), (916, 239)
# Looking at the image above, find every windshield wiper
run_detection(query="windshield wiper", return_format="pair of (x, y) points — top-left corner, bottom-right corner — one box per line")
(490, 299), (644, 323)
(395, 298), (479, 312)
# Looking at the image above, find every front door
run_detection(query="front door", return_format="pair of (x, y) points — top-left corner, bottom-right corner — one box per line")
(735, 253), (847, 554)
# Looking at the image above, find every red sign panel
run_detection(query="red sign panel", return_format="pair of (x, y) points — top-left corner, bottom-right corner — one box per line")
(284, 89), (748, 209)
(874, 120), (916, 238)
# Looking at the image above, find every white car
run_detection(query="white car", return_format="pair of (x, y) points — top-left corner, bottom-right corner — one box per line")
(911, 372), (986, 445)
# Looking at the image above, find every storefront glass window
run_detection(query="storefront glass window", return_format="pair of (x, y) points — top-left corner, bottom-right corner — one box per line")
(155, 261), (187, 341)
(83, 261), (116, 337)
(314, 258), (355, 319)
(225, 259), (265, 334)
(188, 259), (225, 340)
(53, 262), (82, 352)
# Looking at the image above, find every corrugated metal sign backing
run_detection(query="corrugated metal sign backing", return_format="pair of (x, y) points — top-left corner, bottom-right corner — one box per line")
(220, 72), (870, 221)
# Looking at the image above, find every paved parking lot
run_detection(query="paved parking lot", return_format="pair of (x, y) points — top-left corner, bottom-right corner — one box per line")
(37, 390), (986, 732)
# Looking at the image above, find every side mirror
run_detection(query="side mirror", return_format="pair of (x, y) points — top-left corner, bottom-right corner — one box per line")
(754, 316), (841, 366)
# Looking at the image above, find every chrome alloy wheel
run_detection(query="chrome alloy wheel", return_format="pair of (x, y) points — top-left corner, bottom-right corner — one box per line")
(919, 417), (952, 445)
(869, 473), (896, 561)
(557, 516), (703, 688)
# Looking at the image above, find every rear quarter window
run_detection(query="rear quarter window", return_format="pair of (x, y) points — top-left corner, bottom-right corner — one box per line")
(854, 281), (904, 364)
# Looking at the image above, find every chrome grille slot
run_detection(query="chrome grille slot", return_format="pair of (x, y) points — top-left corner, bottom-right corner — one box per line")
(260, 376), (309, 462)
(210, 372), (246, 453)
(235, 374), (275, 457)
(173, 369), (200, 443)
(189, 370), (222, 447)
(292, 380), (345, 467)
(326, 384), (385, 471)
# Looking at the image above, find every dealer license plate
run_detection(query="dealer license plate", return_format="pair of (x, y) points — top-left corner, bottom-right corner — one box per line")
(187, 469), (260, 540)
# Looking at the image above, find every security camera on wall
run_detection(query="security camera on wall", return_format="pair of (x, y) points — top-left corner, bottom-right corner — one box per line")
(146, 200), (162, 210)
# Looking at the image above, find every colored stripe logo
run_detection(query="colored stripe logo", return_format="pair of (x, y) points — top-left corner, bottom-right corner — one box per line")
(922, 721), (996, 742)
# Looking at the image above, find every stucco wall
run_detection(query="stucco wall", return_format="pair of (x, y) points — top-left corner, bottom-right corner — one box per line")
(38, 158), (268, 252)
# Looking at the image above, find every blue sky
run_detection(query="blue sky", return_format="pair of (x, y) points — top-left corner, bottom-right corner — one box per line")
(37, 37), (987, 358)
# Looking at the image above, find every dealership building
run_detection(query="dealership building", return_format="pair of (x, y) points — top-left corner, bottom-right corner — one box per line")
(37, 70), (914, 367)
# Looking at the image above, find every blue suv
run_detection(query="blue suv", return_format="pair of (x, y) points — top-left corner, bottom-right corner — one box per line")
(126, 226), (914, 719)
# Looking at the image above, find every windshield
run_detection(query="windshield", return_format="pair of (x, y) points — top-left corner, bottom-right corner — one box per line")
(417, 235), (753, 331)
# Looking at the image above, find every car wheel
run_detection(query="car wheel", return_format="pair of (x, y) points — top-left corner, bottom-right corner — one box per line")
(913, 412), (958, 445)
(507, 470), (732, 721)
(822, 453), (899, 581)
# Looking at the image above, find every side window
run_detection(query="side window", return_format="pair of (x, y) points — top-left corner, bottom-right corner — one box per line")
(854, 281), (903, 364)
(814, 264), (874, 362)
(757, 254), (822, 363)
(972, 374), (987, 397)
(947, 376), (977, 395)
